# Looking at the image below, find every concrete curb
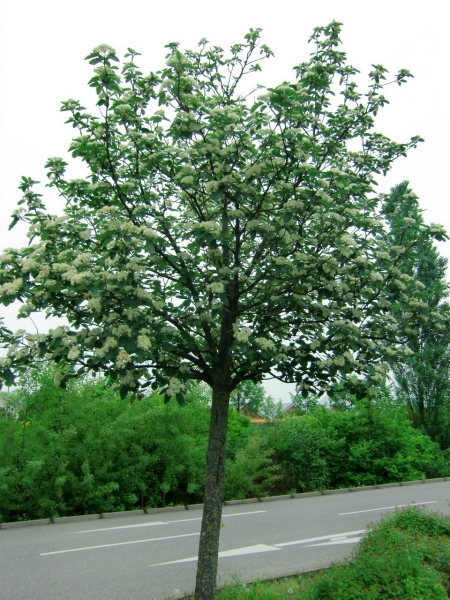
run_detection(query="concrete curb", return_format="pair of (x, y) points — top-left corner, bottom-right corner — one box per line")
(1, 518), (51, 529)
(1, 476), (448, 530)
(145, 505), (187, 514)
(53, 514), (100, 524)
(224, 498), (259, 506)
(102, 509), (144, 519)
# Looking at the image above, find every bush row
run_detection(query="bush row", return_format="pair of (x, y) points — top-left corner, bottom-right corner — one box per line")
(0, 371), (448, 522)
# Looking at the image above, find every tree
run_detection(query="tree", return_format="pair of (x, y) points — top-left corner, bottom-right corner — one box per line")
(0, 22), (446, 599)
(383, 182), (450, 448)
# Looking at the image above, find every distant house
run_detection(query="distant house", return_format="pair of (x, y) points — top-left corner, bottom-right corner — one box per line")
(239, 405), (267, 425)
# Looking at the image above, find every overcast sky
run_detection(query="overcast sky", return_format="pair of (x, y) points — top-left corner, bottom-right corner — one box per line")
(0, 0), (448, 400)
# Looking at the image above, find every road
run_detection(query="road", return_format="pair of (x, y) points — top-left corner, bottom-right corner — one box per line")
(1, 481), (449, 600)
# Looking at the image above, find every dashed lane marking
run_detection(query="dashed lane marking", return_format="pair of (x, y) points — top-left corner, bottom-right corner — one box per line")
(70, 510), (267, 534)
(339, 501), (438, 516)
(40, 532), (199, 556)
(307, 537), (362, 547)
(273, 530), (365, 548)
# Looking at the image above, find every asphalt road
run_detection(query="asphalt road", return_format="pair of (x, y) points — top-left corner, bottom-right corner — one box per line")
(1, 481), (449, 600)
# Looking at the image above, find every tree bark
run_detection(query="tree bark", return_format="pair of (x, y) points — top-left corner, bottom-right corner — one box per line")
(194, 382), (230, 600)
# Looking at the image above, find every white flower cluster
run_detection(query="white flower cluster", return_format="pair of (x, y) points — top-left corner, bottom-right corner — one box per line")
(64, 99), (79, 111)
(245, 165), (262, 179)
(95, 336), (118, 358)
(137, 335), (152, 350)
(21, 258), (39, 273)
(207, 282), (225, 294)
(97, 206), (116, 215)
(205, 180), (220, 194)
(333, 355), (346, 367)
(51, 326), (66, 339)
(340, 234), (357, 246)
(87, 297), (102, 312)
(116, 350), (132, 368)
(93, 44), (116, 56)
(0, 278), (22, 296)
(112, 323), (132, 336)
(120, 372), (136, 388)
(370, 272), (383, 283)
(166, 377), (186, 397)
(255, 337), (275, 351)
(246, 220), (260, 230)
(430, 223), (446, 235)
(233, 323), (252, 344)
(54, 371), (65, 387)
(67, 346), (80, 361)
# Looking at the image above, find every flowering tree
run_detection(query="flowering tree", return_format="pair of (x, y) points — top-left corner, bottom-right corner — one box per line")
(0, 22), (446, 600)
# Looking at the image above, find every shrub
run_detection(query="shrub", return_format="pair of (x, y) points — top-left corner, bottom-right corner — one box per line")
(305, 507), (450, 599)
(225, 431), (280, 500)
(264, 402), (449, 494)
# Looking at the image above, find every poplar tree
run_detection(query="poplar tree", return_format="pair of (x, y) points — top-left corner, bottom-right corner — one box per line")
(0, 22), (446, 599)
(383, 182), (450, 448)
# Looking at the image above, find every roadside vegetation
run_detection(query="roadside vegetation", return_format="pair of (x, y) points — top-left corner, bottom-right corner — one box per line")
(213, 507), (450, 600)
(0, 369), (448, 523)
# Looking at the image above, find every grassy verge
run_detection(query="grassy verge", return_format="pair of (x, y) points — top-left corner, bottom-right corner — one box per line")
(211, 507), (450, 599)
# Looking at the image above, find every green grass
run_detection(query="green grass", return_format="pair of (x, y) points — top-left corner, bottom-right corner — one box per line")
(209, 507), (450, 599)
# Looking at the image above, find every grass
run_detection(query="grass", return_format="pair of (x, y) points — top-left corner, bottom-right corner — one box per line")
(207, 507), (450, 599)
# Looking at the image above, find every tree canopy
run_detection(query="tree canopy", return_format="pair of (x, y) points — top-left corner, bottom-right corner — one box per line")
(0, 21), (446, 600)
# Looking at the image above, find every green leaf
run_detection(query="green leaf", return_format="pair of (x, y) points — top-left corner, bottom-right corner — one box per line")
(2, 369), (15, 386)
(9, 216), (20, 230)
(119, 386), (129, 399)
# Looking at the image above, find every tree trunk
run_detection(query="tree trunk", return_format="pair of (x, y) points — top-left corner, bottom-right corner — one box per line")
(194, 383), (230, 600)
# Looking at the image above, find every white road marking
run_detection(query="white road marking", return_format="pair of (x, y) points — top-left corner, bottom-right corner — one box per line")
(339, 500), (438, 516)
(307, 537), (362, 547)
(151, 530), (366, 566)
(273, 530), (365, 548)
(71, 520), (168, 534)
(71, 510), (266, 534)
(40, 532), (199, 556)
(151, 544), (280, 566)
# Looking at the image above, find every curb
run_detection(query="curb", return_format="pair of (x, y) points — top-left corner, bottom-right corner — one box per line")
(1, 477), (448, 530)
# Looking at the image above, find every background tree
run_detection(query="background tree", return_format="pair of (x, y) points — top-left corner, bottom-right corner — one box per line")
(229, 380), (282, 419)
(230, 380), (265, 414)
(0, 22), (446, 600)
(383, 182), (450, 448)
